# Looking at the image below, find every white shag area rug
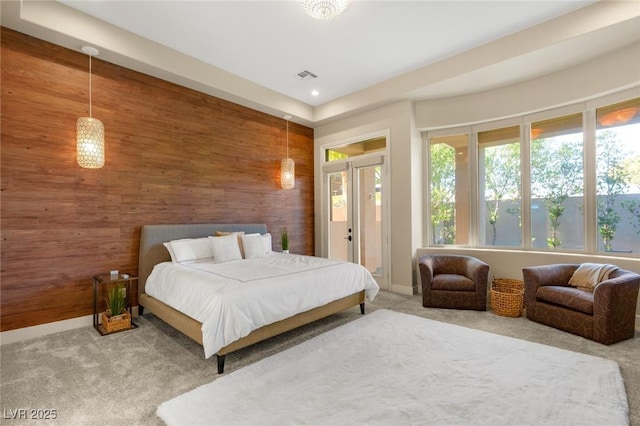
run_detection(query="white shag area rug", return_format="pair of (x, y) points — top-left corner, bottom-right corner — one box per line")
(157, 309), (628, 426)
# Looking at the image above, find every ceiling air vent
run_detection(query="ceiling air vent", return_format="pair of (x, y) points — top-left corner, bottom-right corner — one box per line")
(297, 70), (318, 79)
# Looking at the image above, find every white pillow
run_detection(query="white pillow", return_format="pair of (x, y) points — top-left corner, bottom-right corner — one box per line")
(163, 241), (177, 262)
(208, 234), (243, 263)
(214, 231), (246, 257)
(242, 233), (272, 259)
(163, 237), (214, 264)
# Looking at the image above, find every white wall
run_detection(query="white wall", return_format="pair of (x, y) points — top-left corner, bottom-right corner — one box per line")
(314, 43), (640, 304)
(314, 100), (422, 295)
(415, 43), (640, 129)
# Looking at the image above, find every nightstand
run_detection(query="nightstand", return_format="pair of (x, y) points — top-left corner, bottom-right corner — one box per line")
(93, 273), (138, 335)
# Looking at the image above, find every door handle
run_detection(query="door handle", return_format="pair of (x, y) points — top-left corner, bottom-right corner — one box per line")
(344, 235), (352, 241)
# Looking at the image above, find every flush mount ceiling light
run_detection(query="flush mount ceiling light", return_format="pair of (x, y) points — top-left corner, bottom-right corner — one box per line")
(299, 0), (351, 20)
(77, 45), (105, 169)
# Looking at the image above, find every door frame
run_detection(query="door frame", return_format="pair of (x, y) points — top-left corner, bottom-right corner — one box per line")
(319, 130), (391, 290)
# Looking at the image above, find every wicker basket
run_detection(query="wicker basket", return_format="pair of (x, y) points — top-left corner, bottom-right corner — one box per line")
(490, 278), (524, 318)
(101, 311), (131, 334)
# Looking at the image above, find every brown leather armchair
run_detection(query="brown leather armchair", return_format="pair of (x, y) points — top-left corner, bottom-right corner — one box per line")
(523, 264), (640, 344)
(419, 254), (489, 311)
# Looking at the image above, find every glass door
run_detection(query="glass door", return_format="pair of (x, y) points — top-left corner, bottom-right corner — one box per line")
(328, 168), (351, 262)
(355, 162), (384, 278)
(325, 155), (387, 288)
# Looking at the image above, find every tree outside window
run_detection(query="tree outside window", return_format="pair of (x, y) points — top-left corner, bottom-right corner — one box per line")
(596, 130), (629, 251)
(478, 127), (521, 246)
(596, 98), (640, 253)
(429, 141), (456, 244)
(530, 114), (584, 250)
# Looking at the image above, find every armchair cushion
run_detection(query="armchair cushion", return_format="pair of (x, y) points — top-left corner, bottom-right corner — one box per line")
(432, 274), (476, 291)
(536, 286), (594, 315)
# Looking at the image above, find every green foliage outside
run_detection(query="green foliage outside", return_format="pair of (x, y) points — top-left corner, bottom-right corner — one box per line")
(530, 138), (583, 248)
(596, 130), (631, 251)
(429, 143), (456, 244)
(327, 150), (348, 161)
(483, 143), (521, 245)
(622, 200), (640, 235)
(429, 128), (638, 250)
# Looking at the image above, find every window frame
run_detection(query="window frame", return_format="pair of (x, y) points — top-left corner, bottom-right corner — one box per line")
(423, 90), (640, 258)
(424, 126), (473, 246)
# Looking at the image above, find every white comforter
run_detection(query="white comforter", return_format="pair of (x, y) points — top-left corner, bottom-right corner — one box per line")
(145, 252), (379, 358)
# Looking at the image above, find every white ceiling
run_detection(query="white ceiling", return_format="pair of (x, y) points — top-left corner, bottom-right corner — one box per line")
(57, 0), (598, 106)
(2, 1), (639, 126)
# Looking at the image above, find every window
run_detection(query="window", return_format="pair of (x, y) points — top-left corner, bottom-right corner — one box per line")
(596, 98), (640, 253)
(429, 134), (469, 245)
(425, 94), (640, 256)
(478, 126), (521, 246)
(530, 113), (584, 250)
(325, 137), (386, 161)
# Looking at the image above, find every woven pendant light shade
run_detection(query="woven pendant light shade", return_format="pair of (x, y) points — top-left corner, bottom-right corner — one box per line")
(281, 158), (295, 189)
(77, 117), (105, 168)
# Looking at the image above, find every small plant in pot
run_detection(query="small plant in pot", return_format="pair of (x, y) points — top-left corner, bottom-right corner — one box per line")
(281, 229), (289, 253)
(101, 282), (131, 334)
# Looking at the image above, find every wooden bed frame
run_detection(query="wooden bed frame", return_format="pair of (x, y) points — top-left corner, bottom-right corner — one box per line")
(138, 223), (365, 373)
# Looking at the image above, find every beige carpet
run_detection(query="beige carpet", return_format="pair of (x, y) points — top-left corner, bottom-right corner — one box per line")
(1, 291), (638, 425)
(158, 309), (628, 425)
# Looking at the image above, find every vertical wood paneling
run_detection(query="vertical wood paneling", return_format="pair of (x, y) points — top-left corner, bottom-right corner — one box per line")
(1, 28), (315, 332)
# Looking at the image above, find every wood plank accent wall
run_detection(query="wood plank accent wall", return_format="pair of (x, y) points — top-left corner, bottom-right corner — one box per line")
(0, 28), (315, 332)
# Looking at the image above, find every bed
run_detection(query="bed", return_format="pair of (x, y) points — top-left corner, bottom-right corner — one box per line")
(138, 223), (379, 373)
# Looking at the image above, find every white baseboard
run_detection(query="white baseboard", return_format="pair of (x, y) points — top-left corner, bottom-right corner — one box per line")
(390, 284), (414, 296)
(0, 307), (140, 346)
(0, 315), (93, 346)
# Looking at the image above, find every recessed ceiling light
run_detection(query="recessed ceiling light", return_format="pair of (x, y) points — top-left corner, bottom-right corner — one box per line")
(311, 90), (319, 96)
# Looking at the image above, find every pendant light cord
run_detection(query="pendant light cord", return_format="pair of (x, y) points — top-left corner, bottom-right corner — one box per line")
(88, 54), (93, 118)
(286, 119), (289, 158)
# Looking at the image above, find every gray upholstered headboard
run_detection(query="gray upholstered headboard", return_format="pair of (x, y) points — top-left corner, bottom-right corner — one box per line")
(138, 223), (268, 298)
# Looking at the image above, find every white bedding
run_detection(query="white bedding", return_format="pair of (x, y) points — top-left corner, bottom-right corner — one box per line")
(145, 252), (380, 358)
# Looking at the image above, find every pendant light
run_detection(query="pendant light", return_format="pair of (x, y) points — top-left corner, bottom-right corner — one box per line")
(281, 115), (295, 189)
(77, 46), (105, 169)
